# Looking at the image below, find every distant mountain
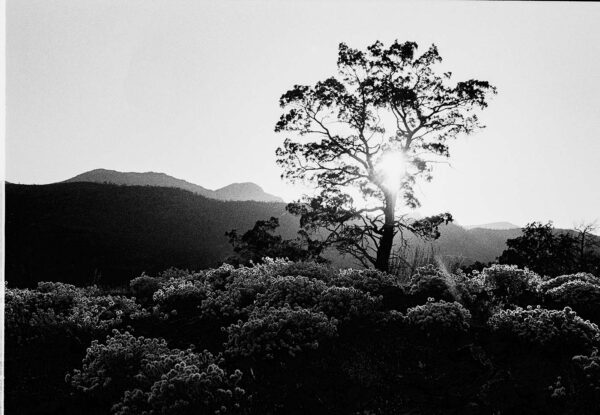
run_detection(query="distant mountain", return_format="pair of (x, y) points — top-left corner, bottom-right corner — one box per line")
(215, 182), (283, 202)
(64, 169), (284, 203)
(464, 221), (520, 230)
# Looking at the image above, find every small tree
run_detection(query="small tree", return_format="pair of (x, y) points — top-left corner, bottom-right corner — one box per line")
(275, 40), (496, 271)
(226, 217), (325, 265)
(498, 222), (577, 277)
(574, 221), (600, 274)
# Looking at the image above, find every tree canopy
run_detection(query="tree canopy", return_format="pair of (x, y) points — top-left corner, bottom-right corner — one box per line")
(499, 221), (600, 277)
(275, 40), (496, 271)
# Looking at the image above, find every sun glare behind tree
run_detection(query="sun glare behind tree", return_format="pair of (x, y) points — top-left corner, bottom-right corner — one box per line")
(376, 150), (408, 194)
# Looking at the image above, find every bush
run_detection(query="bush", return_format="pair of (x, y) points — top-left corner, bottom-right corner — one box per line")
(571, 349), (600, 406)
(544, 280), (600, 323)
(67, 330), (172, 401)
(539, 273), (600, 292)
(201, 267), (271, 321)
(130, 273), (160, 302)
(318, 287), (381, 321)
(407, 265), (455, 304)
(5, 285), (148, 340)
(158, 267), (196, 281)
(405, 299), (471, 334)
(203, 264), (236, 290)
(255, 276), (327, 309)
(153, 280), (207, 318)
(269, 260), (334, 282)
(225, 306), (337, 360)
(331, 268), (400, 294)
(68, 330), (245, 414)
(478, 264), (542, 306)
(318, 286), (381, 321)
(66, 294), (148, 330)
(488, 306), (599, 353)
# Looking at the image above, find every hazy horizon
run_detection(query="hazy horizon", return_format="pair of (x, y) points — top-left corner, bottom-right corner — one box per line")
(6, 0), (600, 230)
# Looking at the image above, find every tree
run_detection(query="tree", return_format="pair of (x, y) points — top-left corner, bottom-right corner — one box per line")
(226, 217), (325, 266)
(498, 222), (577, 277)
(574, 221), (600, 274)
(275, 40), (496, 271)
(499, 221), (600, 277)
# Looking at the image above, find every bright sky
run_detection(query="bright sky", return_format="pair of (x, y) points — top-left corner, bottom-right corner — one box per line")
(6, 0), (600, 229)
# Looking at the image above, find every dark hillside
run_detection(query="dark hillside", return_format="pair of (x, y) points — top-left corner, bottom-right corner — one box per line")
(5, 182), (295, 287)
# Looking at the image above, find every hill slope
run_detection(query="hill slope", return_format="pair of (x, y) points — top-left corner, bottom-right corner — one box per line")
(6, 182), (527, 287)
(5, 182), (295, 286)
(65, 169), (284, 202)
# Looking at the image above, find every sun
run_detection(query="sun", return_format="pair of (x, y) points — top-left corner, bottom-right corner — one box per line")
(376, 150), (408, 192)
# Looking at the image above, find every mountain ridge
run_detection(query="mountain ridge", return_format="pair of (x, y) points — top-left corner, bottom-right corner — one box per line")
(64, 168), (284, 203)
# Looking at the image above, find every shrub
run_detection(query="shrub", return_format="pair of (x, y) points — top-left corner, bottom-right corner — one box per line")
(201, 267), (272, 320)
(539, 273), (600, 292)
(158, 267), (195, 281)
(153, 280), (207, 317)
(255, 276), (327, 309)
(544, 280), (600, 323)
(66, 294), (148, 330)
(67, 330), (171, 401)
(68, 330), (245, 414)
(130, 273), (160, 302)
(317, 286), (381, 321)
(407, 265), (455, 304)
(478, 264), (542, 306)
(488, 306), (599, 353)
(405, 299), (471, 333)
(5, 286), (148, 340)
(331, 268), (401, 294)
(571, 349), (600, 405)
(269, 260), (334, 282)
(225, 306), (337, 359)
(203, 264), (236, 290)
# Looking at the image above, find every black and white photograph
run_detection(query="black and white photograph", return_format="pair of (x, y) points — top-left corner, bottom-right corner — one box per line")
(2, 0), (600, 414)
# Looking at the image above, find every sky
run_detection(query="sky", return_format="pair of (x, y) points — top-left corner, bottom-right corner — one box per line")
(5, 0), (600, 230)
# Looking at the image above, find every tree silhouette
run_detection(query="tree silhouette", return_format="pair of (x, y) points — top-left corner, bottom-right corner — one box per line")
(226, 217), (324, 266)
(499, 221), (600, 276)
(498, 222), (577, 277)
(275, 40), (496, 271)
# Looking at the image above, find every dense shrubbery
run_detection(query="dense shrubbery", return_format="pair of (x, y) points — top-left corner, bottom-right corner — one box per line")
(6, 260), (600, 414)
(67, 330), (245, 414)
(225, 306), (337, 359)
(488, 306), (599, 353)
(540, 273), (600, 323)
(405, 299), (471, 334)
(476, 264), (542, 307)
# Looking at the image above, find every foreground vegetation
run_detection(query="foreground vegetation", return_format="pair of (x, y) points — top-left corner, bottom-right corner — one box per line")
(6, 260), (600, 414)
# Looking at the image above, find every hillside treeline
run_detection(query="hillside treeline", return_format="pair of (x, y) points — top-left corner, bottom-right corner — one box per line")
(6, 260), (600, 414)
(6, 182), (526, 287)
(5, 182), (297, 286)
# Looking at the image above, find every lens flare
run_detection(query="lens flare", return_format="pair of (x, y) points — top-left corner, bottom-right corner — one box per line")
(376, 151), (407, 192)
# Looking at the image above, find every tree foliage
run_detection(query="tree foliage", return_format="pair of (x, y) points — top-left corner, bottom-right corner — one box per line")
(499, 222), (600, 277)
(275, 40), (496, 271)
(226, 217), (325, 265)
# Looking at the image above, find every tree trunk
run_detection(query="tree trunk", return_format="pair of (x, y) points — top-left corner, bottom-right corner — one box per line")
(375, 192), (397, 272)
